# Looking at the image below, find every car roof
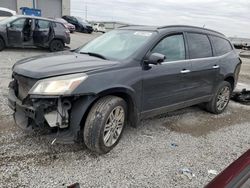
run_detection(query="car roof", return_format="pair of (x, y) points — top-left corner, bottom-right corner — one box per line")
(118, 25), (225, 37)
(14, 15), (61, 23)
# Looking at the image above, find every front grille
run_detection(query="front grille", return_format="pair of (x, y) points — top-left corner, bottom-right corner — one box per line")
(14, 74), (37, 100)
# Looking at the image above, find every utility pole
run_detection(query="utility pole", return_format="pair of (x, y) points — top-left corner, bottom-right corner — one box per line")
(85, 5), (88, 20)
(33, 0), (36, 8)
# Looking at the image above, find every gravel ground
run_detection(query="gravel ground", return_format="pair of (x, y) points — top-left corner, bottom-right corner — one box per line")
(0, 32), (250, 188)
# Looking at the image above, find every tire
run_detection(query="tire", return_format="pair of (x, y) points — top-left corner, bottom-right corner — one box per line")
(49, 39), (64, 52)
(205, 81), (232, 114)
(0, 37), (5, 51)
(84, 96), (127, 154)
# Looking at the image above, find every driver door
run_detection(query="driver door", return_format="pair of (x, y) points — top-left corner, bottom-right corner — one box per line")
(7, 18), (26, 45)
(142, 33), (192, 113)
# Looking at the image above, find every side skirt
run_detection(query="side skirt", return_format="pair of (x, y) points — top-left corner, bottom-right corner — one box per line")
(140, 95), (212, 119)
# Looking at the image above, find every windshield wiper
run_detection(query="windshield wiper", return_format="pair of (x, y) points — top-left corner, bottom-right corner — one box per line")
(79, 52), (108, 60)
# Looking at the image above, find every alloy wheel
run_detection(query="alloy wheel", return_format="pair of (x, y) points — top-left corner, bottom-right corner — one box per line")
(103, 106), (125, 147)
(216, 86), (230, 111)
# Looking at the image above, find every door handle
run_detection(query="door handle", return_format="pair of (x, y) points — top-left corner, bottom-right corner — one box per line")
(180, 69), (191, 74)
(213, 65), (220, 69)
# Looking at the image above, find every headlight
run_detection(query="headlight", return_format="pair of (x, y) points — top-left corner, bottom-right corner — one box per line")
(29, 73), (88, 95)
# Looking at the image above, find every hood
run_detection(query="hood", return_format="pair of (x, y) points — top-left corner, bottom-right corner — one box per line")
(13, 51), (119, 79)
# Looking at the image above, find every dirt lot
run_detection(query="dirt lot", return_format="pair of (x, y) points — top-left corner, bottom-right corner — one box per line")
(0, 32), (250, 188)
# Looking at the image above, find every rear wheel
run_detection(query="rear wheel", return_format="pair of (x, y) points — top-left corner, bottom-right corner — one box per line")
(205, 81), (231, 114)
(84, 96), (127, 154)
(0, 37), (5, 51)
(49, 39), (64, 52)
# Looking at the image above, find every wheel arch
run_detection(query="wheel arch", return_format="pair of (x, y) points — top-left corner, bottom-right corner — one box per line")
(224, 74), (235, 90)
(50, 37), (64, 44)
(87, 87), (139, 127)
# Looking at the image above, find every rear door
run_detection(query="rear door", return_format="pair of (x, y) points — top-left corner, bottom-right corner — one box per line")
(33, 19), (52, 46)
(7, 18), (26, 45)
(142, 33), (193, 112)
(185, 32), (220, 98)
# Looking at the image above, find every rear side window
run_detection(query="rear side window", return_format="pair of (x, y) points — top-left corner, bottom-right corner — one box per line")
(35, 19), (50, 29)
(54, 22), (66, 29)
(187, 33), (212, 59)
(210, 36), (232, 56)
(152, 34), (185, 62)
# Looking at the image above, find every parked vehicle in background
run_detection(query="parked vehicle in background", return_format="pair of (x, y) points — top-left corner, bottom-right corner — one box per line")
(62, 15), (93, 33)
(93, 23), (106, 33)
(206, 149), (250, 188)
(0, 15), (70, 52)
(0, 7), (16, 20)
(55, 18), (75, 33)
(8, 25), (241, 154)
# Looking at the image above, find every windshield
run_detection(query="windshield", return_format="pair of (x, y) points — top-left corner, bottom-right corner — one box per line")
(0, 16), (17, 25)
(78, 30), (154, 60)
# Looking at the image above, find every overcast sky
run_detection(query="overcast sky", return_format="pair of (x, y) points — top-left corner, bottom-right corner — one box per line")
(71, 0), (250, 38)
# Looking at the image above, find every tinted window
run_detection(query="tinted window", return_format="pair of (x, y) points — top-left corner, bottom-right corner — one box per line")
(152, 34), (185, 62)
(187, 33), (212, 59)
(35, 20), (50, 29)
(210, 36), (232, 56)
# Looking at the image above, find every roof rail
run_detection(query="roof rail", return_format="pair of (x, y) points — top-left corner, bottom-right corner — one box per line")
(157, 25), (225, 36)
(118, 24), (149, 28)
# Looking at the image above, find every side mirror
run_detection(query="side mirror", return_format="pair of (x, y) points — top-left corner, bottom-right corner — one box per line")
(6, 23), (11, 28)
(146, 53), (166, 65)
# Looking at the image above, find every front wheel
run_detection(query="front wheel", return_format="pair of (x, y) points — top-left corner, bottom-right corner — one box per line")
(84, 96), (127, 154)
(205, 81), (232, 114)
(49, 39), (64, 52)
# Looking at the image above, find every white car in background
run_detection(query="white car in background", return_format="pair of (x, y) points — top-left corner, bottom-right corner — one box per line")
(93, 23), (106, 33)
(0, 7), (16, 20)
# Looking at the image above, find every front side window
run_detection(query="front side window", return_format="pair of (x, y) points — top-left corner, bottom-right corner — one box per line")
(210, 36), (232, 56)
(152, 34), (185, 62)
(187, 33), (212, 59)
(10, 18), (26, 29)
(78, 30), (154, 60)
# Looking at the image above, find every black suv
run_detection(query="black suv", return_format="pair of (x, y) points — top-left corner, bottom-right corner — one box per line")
(62, 15), (93, 33)
(8, 25), (241, 154)
(0, 15), (70, 52)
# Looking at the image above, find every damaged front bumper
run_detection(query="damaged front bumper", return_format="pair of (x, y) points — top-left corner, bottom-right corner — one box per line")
(8, 87), (71, 129)
(7, 80), (96, 144)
